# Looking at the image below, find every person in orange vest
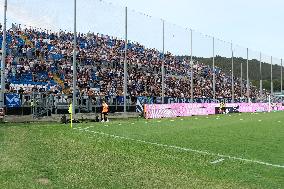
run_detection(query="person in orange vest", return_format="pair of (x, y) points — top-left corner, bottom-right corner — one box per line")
(101, 100), (109, 122)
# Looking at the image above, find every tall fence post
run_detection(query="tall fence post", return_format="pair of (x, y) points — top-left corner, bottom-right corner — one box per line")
(281, 58), (283, 93)
(271, 56), (273, 95)
(190, 29), (193, 102)
(123, 6), (128, 112)
(259, 52), (262, 96)
(212, 37), (216, 100)
(231, 42), (234, 102)
(246, 48), (249, 102)
(72, 0), (77, 116)
(1, 0), (7, 108)
(162, 20), (165, 104)
(240, 62), (243, 98)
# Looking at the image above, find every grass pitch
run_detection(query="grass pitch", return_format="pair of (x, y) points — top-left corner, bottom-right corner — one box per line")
(0, 112), (284, 188)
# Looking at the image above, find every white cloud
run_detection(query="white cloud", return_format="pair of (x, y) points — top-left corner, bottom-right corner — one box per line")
(0, 0), (56, 30)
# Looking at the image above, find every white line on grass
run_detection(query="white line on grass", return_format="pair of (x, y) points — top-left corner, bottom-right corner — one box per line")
(211, 158), (225, 164)
(74, 129), (284, 169)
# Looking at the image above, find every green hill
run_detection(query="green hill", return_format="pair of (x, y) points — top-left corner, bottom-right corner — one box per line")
(178, 55), (283, 92)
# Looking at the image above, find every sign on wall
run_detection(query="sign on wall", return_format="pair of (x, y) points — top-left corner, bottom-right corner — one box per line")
(5, 94), (21, 108)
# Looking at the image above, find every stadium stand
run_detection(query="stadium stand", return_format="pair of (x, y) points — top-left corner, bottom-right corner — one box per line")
(0, 26), (263, 101)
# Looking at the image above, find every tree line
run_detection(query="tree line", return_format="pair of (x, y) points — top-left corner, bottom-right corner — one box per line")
(177, 55), (283, 92)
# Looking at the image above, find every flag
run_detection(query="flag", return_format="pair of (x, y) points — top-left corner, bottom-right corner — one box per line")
(68, 103), (73, 128)
(68, 103), (72, 114)
(12, 23), (18, 32)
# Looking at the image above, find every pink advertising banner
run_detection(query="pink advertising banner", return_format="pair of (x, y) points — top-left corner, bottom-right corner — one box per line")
(144, 103), (284, 119)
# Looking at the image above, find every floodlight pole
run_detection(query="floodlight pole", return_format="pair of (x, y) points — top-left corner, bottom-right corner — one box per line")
(72, 0), (77, 116)
(190, 29), (193, 102)
(0, 0), (7, 108)
(123, 7), (128, 112)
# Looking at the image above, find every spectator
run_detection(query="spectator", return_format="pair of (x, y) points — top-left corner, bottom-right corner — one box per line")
(0, 25), (263, 102)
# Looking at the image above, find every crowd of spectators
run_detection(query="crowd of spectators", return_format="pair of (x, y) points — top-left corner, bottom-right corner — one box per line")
(0, 25), (261, 100)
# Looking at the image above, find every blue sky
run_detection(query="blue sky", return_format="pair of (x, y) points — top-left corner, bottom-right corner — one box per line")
(0, 0), (283, 64)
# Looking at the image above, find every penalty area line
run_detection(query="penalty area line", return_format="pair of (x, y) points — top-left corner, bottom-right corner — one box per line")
(73, 128), (284, 169)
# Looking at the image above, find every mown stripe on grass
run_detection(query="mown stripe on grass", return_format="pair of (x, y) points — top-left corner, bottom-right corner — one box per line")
(74, 128), (284, 169)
